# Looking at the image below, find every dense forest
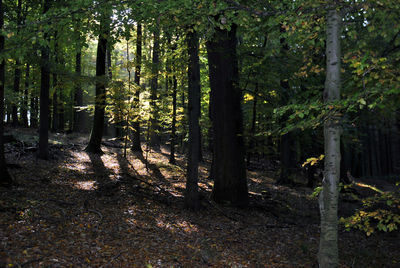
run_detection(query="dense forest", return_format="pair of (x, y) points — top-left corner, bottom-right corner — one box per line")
(1, 0), (399, 267)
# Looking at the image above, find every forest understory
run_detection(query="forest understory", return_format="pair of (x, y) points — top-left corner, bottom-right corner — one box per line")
(1, 128), (399, 267)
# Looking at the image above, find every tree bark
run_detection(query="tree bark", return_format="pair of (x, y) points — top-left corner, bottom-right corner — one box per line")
(0, 0), (12, 185)
(73, 51), (84, 132)
(149, 23), (161, 150)
(52, 33), (59, 132)
(21, 64), (29, 127)
(85, 16), (109, 154)
(207, 24), (248, 206)
(12, 60), (21, 126)
(38, 0), (51, 160)
(278, 23), (297, 185)
(318, 8), (341, 268)
(11, 0), (22, 127)
(131, 23), (142, 152)
(247, 83), (258, 166)
(169, 73), (177, 164)
(185, 29), (201, 210)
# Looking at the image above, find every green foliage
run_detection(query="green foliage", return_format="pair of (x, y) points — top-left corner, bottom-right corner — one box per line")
(340, 186), (400, 236)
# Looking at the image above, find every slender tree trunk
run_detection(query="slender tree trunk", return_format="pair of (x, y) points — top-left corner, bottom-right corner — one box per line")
(11, 0), (22, 127)
(73, 51), (84, 132)
(278, 24), (297, 185)
(207, 24), (248, 206)
(247, 83), (258, 166)
(21, 64), (29, 127)
(30, 83), (38, 128)
(52, 60), (58, 131)
(131, 23), (142, 152)
(85, 16), (109, 154)
(185, 29), (201, 210)
(0, 0), (12, 185)
(12, 60), (21, 126)
(319, 8), (342, 268)
(38, 0), (51, 160)
(149, 23), (161, 150)
(169, 74), (177, 164)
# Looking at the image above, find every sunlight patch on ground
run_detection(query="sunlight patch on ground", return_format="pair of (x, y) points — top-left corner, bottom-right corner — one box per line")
(154, 215), (199, 234)
(73, 180), (98, 190)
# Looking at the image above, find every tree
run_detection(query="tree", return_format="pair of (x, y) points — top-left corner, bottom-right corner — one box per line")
(85, 9), (110, 154)
(38, 0), (51, 160)
(207, 22), (248, 206)
(318, 7), (342, 268)
(149, 22), (161, 150)
(0, 0), (12, 185)
(131, 23), (142, 152)
(185, 29), (201, 210)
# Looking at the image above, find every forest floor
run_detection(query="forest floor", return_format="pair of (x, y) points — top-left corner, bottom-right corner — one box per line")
(1, 128), (399, 267)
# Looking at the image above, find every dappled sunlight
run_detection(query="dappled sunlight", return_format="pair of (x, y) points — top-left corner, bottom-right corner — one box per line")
(73, 180), (98, 190)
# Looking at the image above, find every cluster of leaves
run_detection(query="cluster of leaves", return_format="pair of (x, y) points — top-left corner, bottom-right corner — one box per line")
(340, 185), (400, 236)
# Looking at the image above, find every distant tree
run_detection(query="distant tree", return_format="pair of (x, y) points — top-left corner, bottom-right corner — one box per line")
(0, 0), (12, 185)
(207, 22), (248, 206)
(131, 23), (142, 152)
(11, 0), (23, 127)
(149, 22), (161, 150)
(21, 64), (29, 127)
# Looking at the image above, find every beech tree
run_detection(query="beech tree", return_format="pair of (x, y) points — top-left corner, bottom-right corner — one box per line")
(85, 9), (110, 154)
(38, 0), (51, 160)
(185, 29), (201, 210)
(207, 22), (248, 206)
(318, 7), (342, 267)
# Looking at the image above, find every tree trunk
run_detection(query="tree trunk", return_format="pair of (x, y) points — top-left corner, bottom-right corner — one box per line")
(207, 24), (248, 206)
(12, 60), (21, 127)
(318, 8), (341, 268)
(73, 51), (84, 132)
(149, 24), (161, 150)
(185, 29), (201, 210)
(131, 23), (142, 152)
(247, 83), (258, 166)
(85, 16), (109, 154)
(21, 64), (29, 127)
(30, 85), (38, 128)
(0, 0), (12, 185)
(169, 74), (177, 164)
(278, 24), (297, 185)
(38, 0), (51, 160)
(11, 0), (22, 127)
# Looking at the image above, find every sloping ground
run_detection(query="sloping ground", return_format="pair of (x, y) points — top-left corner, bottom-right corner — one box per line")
(1, 130), (399, 267)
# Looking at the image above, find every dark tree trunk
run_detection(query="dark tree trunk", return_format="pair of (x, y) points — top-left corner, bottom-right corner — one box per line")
(11, 0), (22, 127)
(73, 51), (84, 132)
(21, 64), (29, 127)
(12, 60), (21, 127)
(52, 72), (58, 131)
(0, 0), (12, 185)
(85, 17), (109, 154)
(131, 23), (142, 152)
(169, 74), (177, 164)
(278, 24), (297, 185)
(38, 0), (51, 160)
(185, 29), (201, 210)
(247, 83), (258, 166)
(52, 32), (59, 132)
(149, 24), (161, 150)
(207, 24), (248, 206)
(30, 87), (38, 128)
